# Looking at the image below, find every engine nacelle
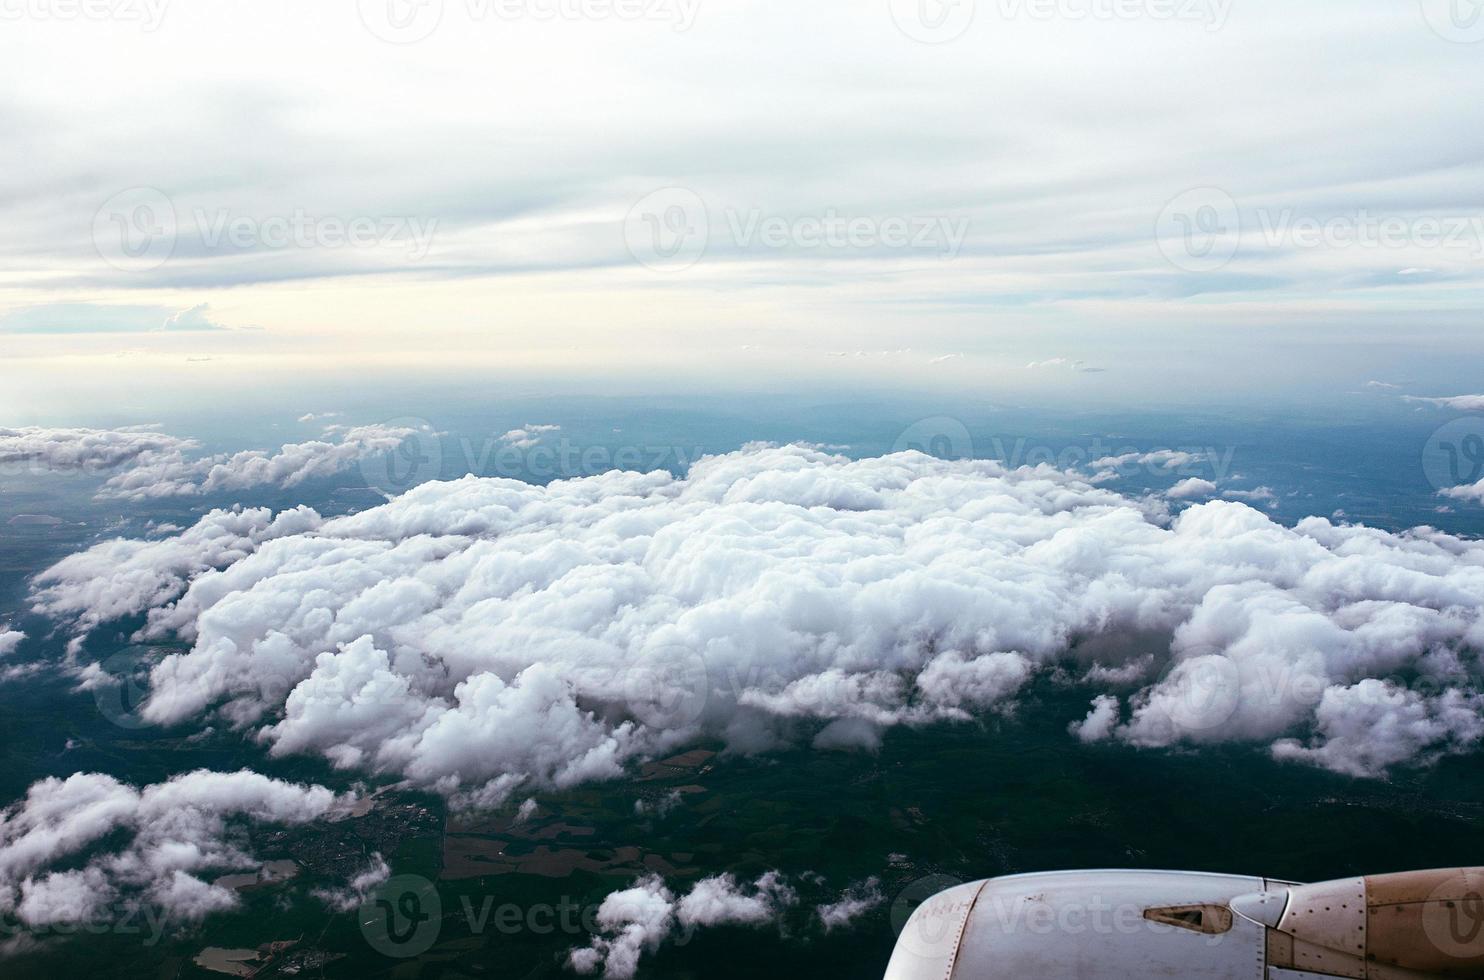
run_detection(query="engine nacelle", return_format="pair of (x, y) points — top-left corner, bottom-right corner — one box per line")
(884, 868), (1484, 979)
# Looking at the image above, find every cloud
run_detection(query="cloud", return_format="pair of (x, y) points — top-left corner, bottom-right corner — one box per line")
(3, 0), (1484, 399)
(568, 872), (795, 979)
(1441, 480), (1484, 505)
(24, 445), (1484, 794)
(0, 426), (197, 475)
(1091, 449), (1207, 473)
(816, 877), (884, 933)
(309, 854), (390, 913)
(1403, 394), (1484, 412)
(1081, 657), (1154, 686)
(0, 770), (349, 928)
(159, 303), (232, 332)
(497, 425), (562, 450)
(30, 505), (321, 638)
(1271, 681), (1484, 778)
(1024, 358), (1104, 373)
(1223, 486), (1277, 503)
(567, 876), (675, 979)
(1071, 694), (1121, 744)
(633, 790), (682, 819)
(1169, 478), (1280, 508)
(1167, 478), (1218, 500)
(0, 303), (231, 334)
(0, 628), (23, 659)
(676, 871), (796, 928)
(95, 424), (416, 501)
(2, 423), (413, 501)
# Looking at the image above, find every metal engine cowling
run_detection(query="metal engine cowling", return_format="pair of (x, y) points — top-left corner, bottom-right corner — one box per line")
(884, 867), (1484, 979)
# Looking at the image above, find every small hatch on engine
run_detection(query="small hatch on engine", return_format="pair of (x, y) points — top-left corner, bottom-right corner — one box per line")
(1143, 904), (1234, 935)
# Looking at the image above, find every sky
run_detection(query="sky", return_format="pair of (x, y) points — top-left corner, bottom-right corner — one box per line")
(4, 8), (1484, 961)
(2, 0), (1483, 408)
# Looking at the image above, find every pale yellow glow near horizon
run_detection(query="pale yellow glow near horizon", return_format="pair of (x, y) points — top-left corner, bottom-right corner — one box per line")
(2, 0), (1481, 403)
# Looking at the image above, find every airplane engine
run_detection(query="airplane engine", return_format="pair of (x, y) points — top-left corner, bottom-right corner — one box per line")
(884, 867), (1484, 980)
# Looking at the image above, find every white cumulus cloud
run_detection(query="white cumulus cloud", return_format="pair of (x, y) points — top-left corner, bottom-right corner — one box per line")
(22, 445), (1484, 797)
(1442, 480), (1484, 505)
(1403, 394), (1484, 412)
(1091, 449), (1207, 473)
(96, 424), (416, 501)
(568, 871), (795, 979)
(0, 629), (24, 659)
(0, 770), (350, 928)
(310, 853), (391, 913)
(497, 425), (562, 450)
(817, 877), (885, 932)
(30, 506), (322, 639)
(0, 426), (196, 476)
(1270, 680), (1484, 778)
(1, 423), (415, 502)
(1072, 694), (1122, 744)
(1167, 478), (1218, 500)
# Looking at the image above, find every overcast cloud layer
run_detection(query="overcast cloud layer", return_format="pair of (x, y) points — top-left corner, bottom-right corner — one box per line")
(2, 2), (1483, 399)
(26, 446), (1484, 799)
